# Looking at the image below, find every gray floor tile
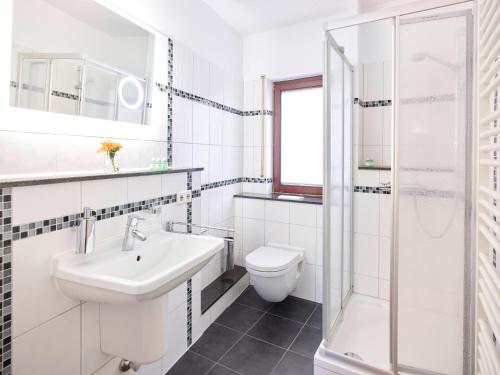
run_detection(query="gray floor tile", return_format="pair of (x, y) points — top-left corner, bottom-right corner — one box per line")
(207, 364), (241, 375)
(289, 326), (322, 358)
(305, 306), (322, 329)
(247, 314), (302, 348)
(191, 323), (243, 361)
(272, 351), (313, 375)
(269, 296), (317, 323)
(216, 303), (264, 332)
(220, 335), (285, 375)
(236, 286), (274, 311)
(166, 350), (215, 375)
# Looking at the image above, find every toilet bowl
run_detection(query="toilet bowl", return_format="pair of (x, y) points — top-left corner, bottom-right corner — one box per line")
(245, 243), (305, 302)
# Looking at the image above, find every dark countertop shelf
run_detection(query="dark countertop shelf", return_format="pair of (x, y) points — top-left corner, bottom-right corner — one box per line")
(201, 265), (247, 314)
(234, 192), (322, 205)
(0, 167), (204, 188)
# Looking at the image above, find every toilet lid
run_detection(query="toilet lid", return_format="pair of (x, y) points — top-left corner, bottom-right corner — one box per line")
(246, 246), (302, 272)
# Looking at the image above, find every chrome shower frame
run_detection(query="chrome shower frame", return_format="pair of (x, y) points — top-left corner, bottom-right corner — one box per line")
(322, 1), (476, 374)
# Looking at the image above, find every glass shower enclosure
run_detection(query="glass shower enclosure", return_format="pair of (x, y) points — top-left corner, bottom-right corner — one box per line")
(321, 3), (474, 375)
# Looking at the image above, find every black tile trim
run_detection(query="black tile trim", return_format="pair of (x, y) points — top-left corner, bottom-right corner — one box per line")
(202, 177), (272, 192)
(353, 185), (391, 195)
(0, 188), (12, 374)
(186, 171), (193, 346)
(11, 193), (178, 242)
(354, 98), (392, 108)
(167, 38), (174, 165)
(156, 82), (273, 118)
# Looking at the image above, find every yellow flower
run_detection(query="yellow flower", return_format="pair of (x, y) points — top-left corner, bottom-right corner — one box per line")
(98, 141), (122, 154)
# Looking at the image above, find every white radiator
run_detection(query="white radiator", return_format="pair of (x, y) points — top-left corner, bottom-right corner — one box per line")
(477, 0), (500, 374)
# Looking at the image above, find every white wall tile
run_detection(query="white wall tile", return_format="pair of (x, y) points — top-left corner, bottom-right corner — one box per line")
(12, 182), (81, 224)
(354, 233), (379, 278)
(193, 55), (210, 98)
(209, 65), (224, 104)
(193, 144), (210, 184)
(290, 203), (317, 227)
(193, 103), (210, 146)
(353, 193), (379, 235)
(13, 306), (81, 375)
(82, 178), (128, 209)
(172, 96), (193, 144)
(290, 225), (316, 265)
(316, 228), (323, 267)
(242, 198), (265, 220)
(13, 230), (79, 337)
(209, 145), (223, 183)
(265, 201), (289, 223)
(379, 279), (390, 300)
(209, 107), (223, 146)
(292, 263), (316, 301)
(208, 188), (223, 226)
(162, 302), (188, 373)
(316, 205), (323, 228)
(354, 274), (379, 297)
(162, 173), (187, 196)
(172, 142), (193, 168)
(82, 303), (112, 375)
(242, 218), (265, 252)
(127, 175), (162, 202)
(379, 194), (392, 237)
(265, 221), (290, 245)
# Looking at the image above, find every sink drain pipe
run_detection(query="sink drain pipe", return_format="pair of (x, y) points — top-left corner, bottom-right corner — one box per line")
(119, 359), (141, 372)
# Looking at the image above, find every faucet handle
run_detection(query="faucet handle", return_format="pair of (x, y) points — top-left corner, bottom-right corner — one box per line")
(127, 214), (145, 226)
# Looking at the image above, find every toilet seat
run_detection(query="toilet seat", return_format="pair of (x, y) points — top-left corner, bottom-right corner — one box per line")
(246, 244), (303, 273)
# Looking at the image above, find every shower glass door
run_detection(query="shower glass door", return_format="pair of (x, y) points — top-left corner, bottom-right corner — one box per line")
(323, 34), (353, 339)
(395, 8), (472, 374)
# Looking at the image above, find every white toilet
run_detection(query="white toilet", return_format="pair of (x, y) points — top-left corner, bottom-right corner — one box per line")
(245, 243), (305, 302)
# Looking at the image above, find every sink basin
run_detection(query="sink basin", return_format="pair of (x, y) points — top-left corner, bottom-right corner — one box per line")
(51, 230), (224, 303)
(51, 229), (224, 364)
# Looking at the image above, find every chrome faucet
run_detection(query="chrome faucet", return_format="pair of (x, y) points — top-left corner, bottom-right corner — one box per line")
(77, 207), (96, 254)
(122, 214), (147, 251)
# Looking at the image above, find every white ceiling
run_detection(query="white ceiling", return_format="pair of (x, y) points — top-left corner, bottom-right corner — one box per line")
(201, 0), (354, 36)
(43, 0), (150, 37)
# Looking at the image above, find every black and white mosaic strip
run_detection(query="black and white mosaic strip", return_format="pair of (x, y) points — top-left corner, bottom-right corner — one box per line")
(12, 194), (177, 242)
(201, 177), (272, 191)
(156, 83), (273, 118)
(167, 38), (174, 165)
(354, 98), (392, 107)
(186, 278), (192, 346)
(400, 94), (456, 105)
(354, 185), (391, 195)
(186, 172), (193, 347)
(0, 188), (12, 374)
(51, 90), (80, 101)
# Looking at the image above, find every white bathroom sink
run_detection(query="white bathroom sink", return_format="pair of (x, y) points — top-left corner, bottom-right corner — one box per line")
(51, 230), (224, 303)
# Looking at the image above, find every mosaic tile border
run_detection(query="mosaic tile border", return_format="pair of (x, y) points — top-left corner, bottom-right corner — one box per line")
(186, 172), (193, 346)
(0, 188), (12, 374)
(354, 185), (391, 195)
(400, 94), (456, 105)
(167, 38), (174, 165)
(11, 194), (177, 242)
(354, 98), (392, 107)
(201, 177), (272, 191)
(156, 82), (273, 118)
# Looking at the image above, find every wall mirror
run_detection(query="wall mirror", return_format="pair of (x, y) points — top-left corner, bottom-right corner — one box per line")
(331, 18), (393, 170)
(9, 0), (155, 125)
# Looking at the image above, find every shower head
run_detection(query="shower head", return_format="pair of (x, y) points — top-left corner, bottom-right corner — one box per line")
(411, 52), (460, 71)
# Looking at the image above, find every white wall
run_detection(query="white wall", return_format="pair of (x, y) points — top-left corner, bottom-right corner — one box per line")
(243, 4), (359, 82)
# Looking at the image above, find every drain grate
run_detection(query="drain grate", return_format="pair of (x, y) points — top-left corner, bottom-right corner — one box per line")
(344, 352), (364, 361)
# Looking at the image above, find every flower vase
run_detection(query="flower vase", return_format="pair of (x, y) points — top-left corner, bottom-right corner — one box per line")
(104, 153), (120, 173)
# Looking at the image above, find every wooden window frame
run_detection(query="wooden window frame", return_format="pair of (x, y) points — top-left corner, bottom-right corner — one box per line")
(273, 75), (323, 196)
